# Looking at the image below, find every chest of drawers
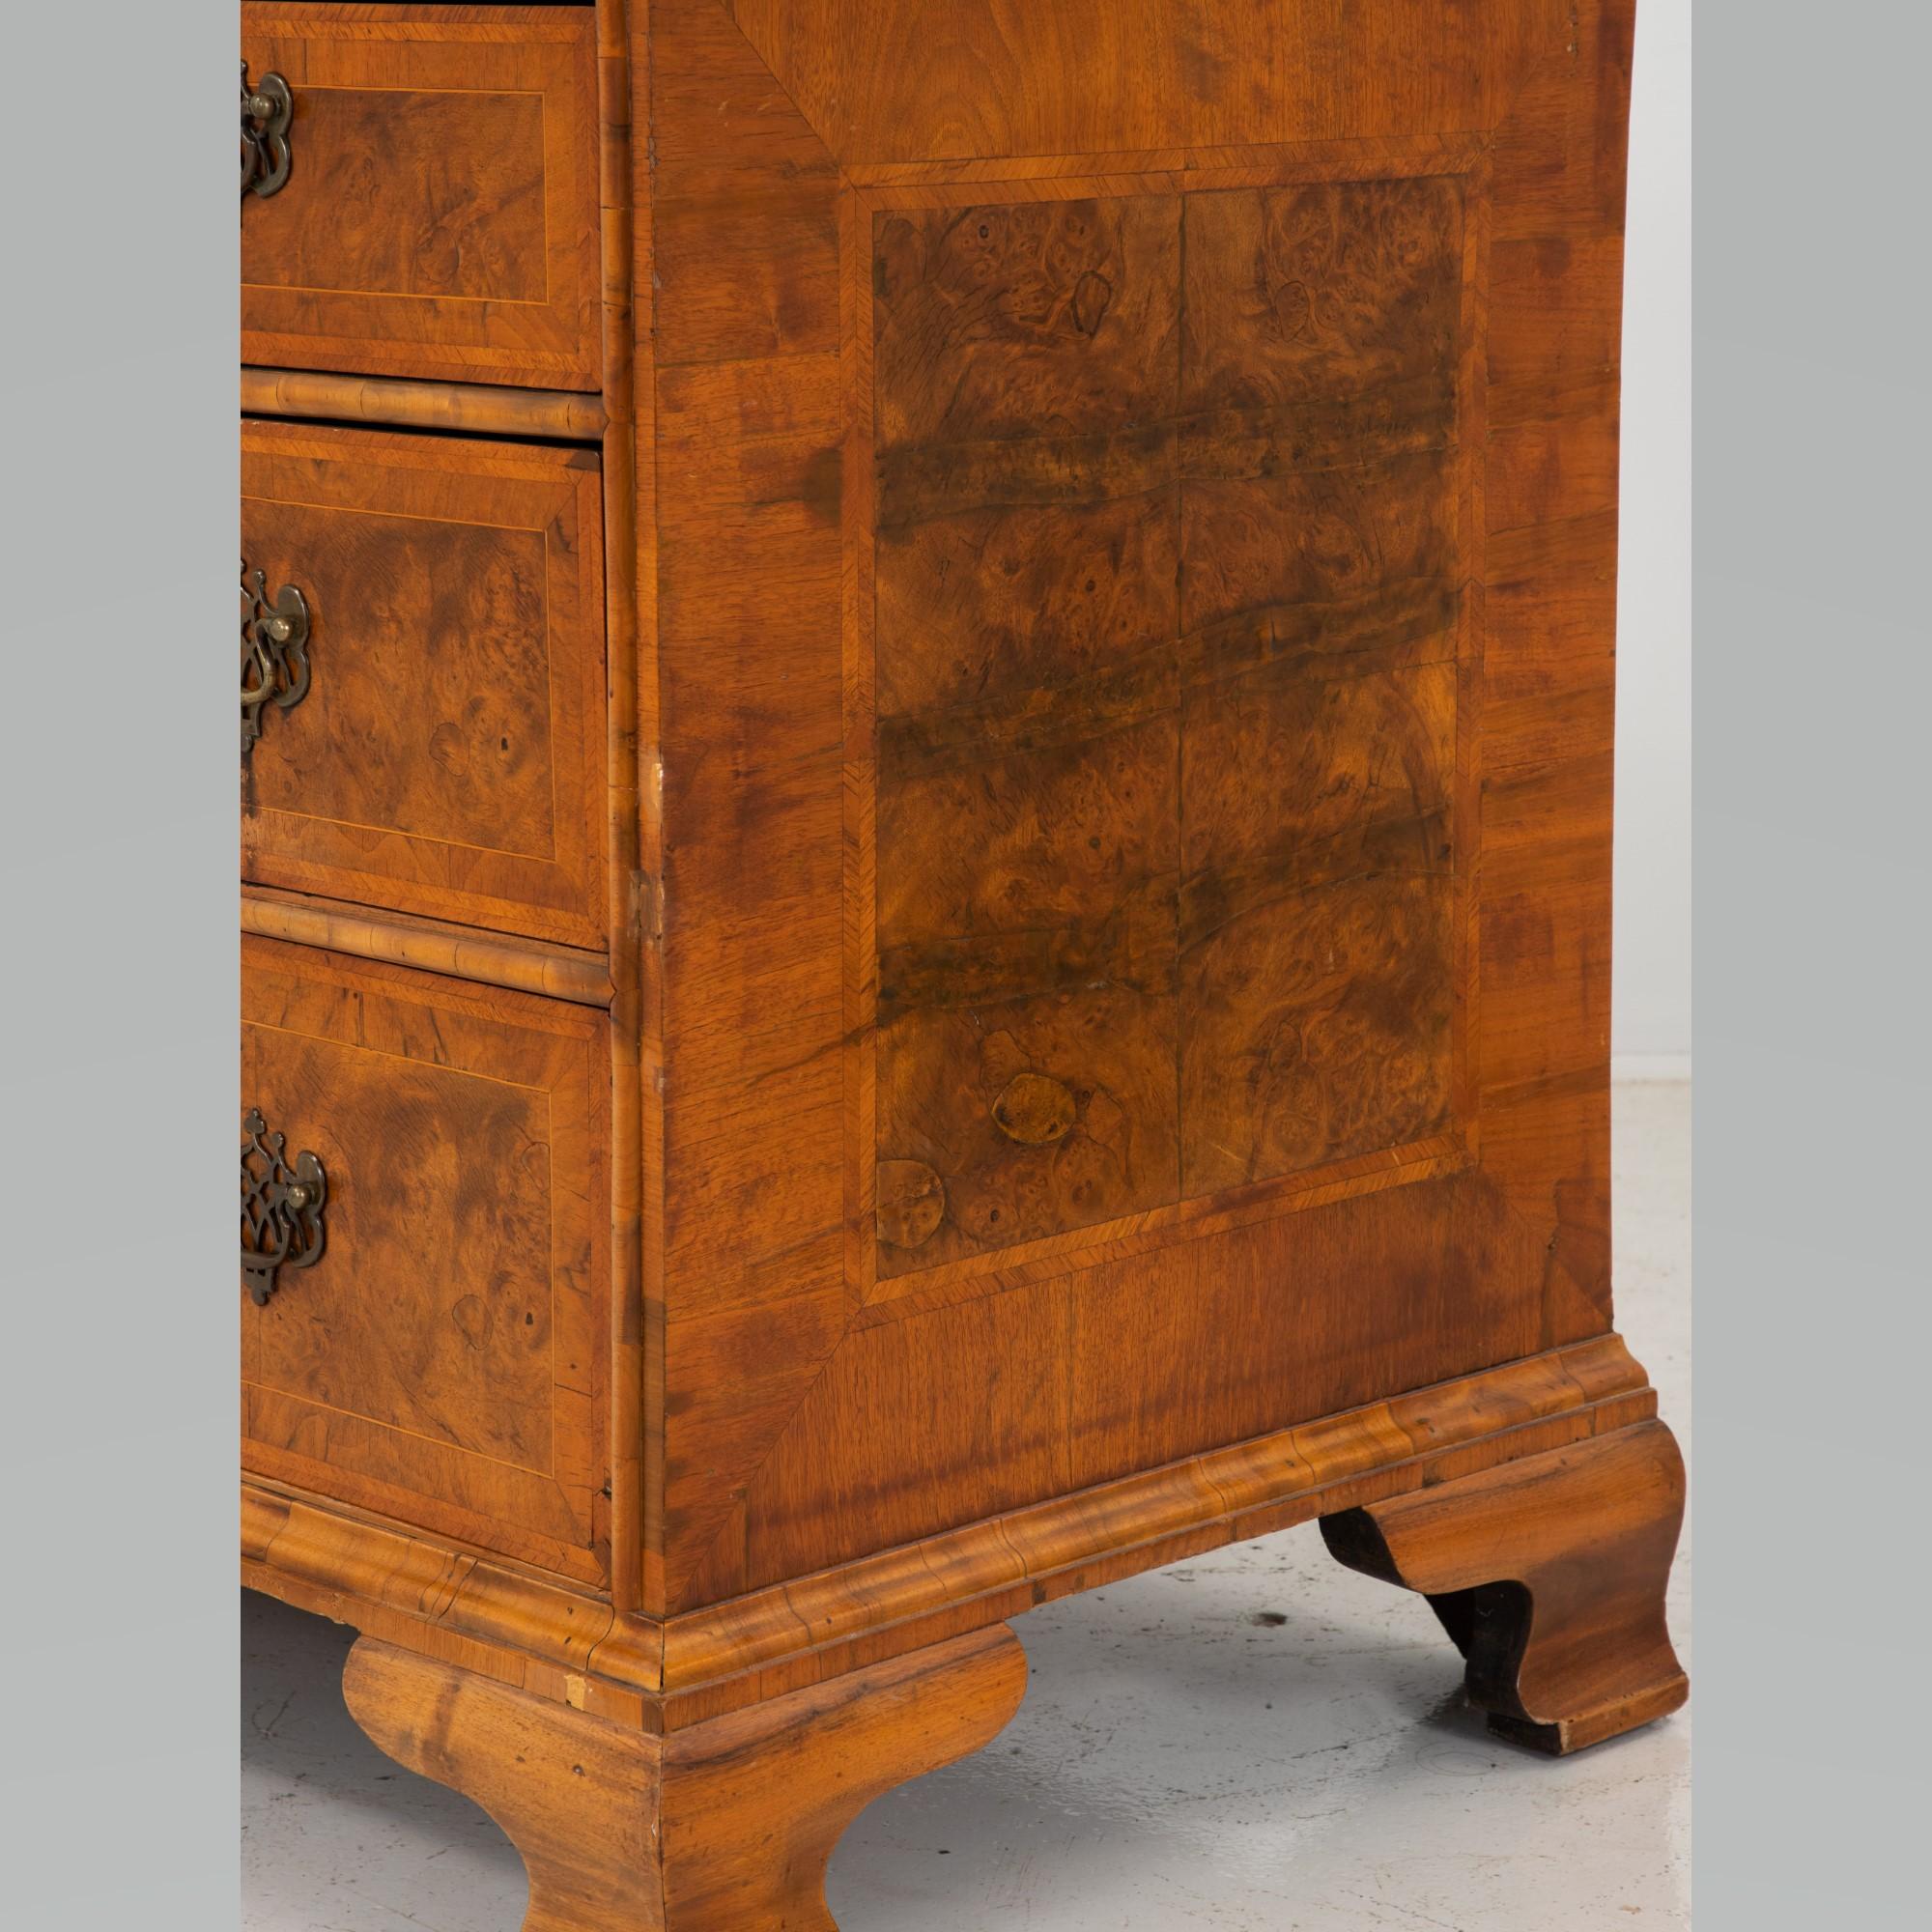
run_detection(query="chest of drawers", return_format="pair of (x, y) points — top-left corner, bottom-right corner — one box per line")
(239, 5), (1684, 1923)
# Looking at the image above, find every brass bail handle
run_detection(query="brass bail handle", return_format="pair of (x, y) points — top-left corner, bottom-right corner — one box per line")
(240, 1108), (328, 1306)
(241, 62), (293, 200)
(240, 560), (312, 758)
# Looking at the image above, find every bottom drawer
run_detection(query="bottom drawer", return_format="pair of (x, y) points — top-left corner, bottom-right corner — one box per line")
(242, 936), (609, 1584)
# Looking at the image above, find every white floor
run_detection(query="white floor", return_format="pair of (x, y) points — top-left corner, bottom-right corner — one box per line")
(243, 1080), (1690, 1931)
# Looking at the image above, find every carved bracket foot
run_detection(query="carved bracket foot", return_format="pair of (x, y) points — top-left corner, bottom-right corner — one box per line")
(1321, 1418), (1688, 1754)
(342, 1623), (1029, 1931)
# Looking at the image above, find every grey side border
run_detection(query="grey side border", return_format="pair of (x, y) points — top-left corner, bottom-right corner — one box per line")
(0, 5), (238, 1929)
(1698, 1), (1932, 1925)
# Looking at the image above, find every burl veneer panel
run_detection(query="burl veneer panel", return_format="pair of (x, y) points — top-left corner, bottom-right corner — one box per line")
(241, 5), (602, 389)
(251, 88), (546, 300)
(872, 177), (1464, 1274)
(651, 0), (1632, 1609)
(242, 938), (610, 1584)
(241, 421), (607, 949)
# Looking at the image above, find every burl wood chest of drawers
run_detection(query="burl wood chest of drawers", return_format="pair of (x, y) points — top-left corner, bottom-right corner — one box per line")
(239, 4), (1685, 1922)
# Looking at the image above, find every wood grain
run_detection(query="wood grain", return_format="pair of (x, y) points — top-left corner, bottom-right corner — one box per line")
(1473, 3), (1634, 1349)
(342, 1624), (1028, 1931)
(241, 887), (612, 1006)
(242, 937), (610, 1584)
(241, 5), (602, 389)
(241, 418), (607, 948)
(241, 367), (607, 441)
(1321, 1418), (1688, 1752)
(669, 1333), (1653, 1719)
(636, 0), (1642, 1610)
(244, 1332), (1654, 1732)
(644, 0), (852, 1610)
(242, 1481), (646, 1727)
(869, 176), (1466, 1273)
(727, 0), (1568, 162)
(599, 0), (650, 1622)
(238, 0), (1673, 1833)
(870, 194), (1185, 1275)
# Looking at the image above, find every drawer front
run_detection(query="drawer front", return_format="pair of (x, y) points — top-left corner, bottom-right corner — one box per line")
(242, 419), (606, 947)
(241, 4), (600, 389)
(242, 937), (609, 1583)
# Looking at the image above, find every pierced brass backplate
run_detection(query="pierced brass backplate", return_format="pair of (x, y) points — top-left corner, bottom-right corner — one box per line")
(241, 561), (311, 757)
(241, 64), (293, 200)
(241, 1108), (327, 1305)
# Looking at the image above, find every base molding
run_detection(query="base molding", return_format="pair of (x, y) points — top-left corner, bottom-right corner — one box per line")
(244, 1331), (1656, 1729)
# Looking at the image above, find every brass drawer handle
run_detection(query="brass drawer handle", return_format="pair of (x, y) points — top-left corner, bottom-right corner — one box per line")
(241, 561), (311, 757)
(241, 63), (293, 200)
(241, 1108), (327, 1305)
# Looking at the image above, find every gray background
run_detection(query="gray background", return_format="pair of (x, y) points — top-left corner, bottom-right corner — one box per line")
(1, 3), (238, 1929)
(1, 1), (1925, 1926)
(1616, 0), (1691, 1070)
(1695, 0), (1932, 1922)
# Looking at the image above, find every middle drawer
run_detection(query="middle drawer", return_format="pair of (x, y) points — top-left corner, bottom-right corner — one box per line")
(242, 419), (607, 948)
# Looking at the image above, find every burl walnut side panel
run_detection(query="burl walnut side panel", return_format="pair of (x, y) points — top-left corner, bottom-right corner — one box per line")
(640, 0), (1628, 1615)
(872, 177), (1465, 1273)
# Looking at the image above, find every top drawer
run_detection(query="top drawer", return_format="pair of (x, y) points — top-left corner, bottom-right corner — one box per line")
(241, 5), (601, 390)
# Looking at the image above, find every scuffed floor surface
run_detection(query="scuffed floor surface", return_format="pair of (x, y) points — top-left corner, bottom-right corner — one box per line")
(243, 1080), (1690, 1931)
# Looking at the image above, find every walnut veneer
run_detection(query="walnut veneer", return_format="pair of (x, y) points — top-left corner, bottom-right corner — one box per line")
(240, 5), (1684, 1924)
